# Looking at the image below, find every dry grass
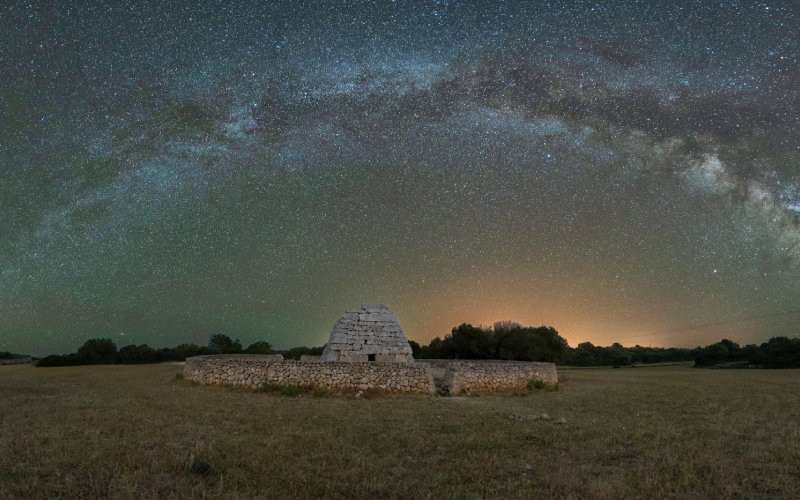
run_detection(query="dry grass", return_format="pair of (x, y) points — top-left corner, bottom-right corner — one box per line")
(1, 364), (798, 498)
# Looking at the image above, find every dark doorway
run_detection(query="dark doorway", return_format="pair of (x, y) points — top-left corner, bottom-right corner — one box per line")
(367, 354), (376, 362)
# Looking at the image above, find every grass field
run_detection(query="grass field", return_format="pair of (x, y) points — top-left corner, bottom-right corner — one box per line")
(1, 363), (798, 498)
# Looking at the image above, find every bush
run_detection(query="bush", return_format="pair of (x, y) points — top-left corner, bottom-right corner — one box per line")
(77, 338), (118, 365)
(36, 354), (84, 367)
(259, 382), (283, 394)
(260, 382), (301, 397)
(168, 343), (216, 361)
(118, 344), (160, 364)
(208, 334), (242, 354)
(421, 322), (568, 362)
(527, 379), (558, 392)
(281, 384), (301, 397)
(408, 340), (421, 357)
(527, 379), (546, 390)
(244, 341), (275, 354)
(281, 346), (324, 360)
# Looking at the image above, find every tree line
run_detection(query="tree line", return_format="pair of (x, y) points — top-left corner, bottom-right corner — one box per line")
(30, 325), (800, 369)
(411, 322), (568, 363)
(35, 334), (323, 367)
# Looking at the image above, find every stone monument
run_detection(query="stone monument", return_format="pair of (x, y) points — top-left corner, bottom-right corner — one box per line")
(320, 303), (414, 363)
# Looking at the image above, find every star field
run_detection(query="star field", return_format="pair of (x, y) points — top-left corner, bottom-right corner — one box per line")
(1, 1), (799, 355)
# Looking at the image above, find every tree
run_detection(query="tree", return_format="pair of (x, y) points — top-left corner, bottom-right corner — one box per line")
(118, 344), (160, 364)
(693, 339), (742, 367)
(77, 338), (118, 364)
(209, 334), (242, 354)
(281, 346), (325, 360)
(244, 341), (275, 354)
(408, 340), (421, 358)
(446, 324), (493, 359)
(169, 343), (215, 361)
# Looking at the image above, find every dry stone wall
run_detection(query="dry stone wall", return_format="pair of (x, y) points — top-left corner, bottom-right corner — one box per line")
(418, 359), (558, 394)
(184, 354), (434, 393)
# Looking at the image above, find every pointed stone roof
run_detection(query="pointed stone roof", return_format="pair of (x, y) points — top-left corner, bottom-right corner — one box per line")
(320, 303), (414, 363)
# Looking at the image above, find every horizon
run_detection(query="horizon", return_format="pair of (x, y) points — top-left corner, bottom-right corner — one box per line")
(2, 1), (799, 356)
(6, 309), (796, 359)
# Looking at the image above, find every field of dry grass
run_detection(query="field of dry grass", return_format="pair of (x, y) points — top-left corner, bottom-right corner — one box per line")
(1, 363), (798, 498)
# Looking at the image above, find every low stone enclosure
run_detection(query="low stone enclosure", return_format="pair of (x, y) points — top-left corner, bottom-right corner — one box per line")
(183, 303), (558, 395)
(184, 354), (434, 393)
(417, 359), (558, 394)
(184, 355), (558, 395)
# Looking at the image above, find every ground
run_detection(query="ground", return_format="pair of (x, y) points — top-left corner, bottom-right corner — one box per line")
(1, 363), (798, 498)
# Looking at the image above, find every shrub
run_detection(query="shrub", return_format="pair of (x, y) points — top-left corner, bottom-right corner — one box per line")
(421, 322), (568, 362)
(36, 354), (84, 367)
(281, 346), (324, 360)
(244, 341), (275, 354)
(281, 384), (301, 397)
(169, 343), (216, 361)
(77, 338), (118, 364)
(118, 344), (160, 364)
(527, 379), (546, 390)
(527, 379), (558, 392)
(259, 382), (283, 394)
(260, 382), (301, 396)
(208, 334), (242, 354)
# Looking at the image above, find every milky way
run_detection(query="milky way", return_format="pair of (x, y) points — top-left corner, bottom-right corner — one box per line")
(2, 1), (799, 355)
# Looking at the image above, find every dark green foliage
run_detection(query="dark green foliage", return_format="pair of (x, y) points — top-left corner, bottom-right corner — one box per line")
(259, 382), (301, 396)
(28, 324), (799, 370)
(749, 337), (800, 368)
(527, 379), (546, 390)
(168, 343), (216, 361)
(117, 344), (160, 364)
(76, 338), (118, 365)
(562, 336), (800, 369)
(693, 339), (744, 367)
(494, 322), (568, 362)
(208, 334), (242, 354)
(408, 340), (421, 357)
(417, 322), (568, 363)
(527, 379), (559, 392)
(244, 341), (275, 354)
(280, 345), (324, 360)
(612, 356), (630, 368)
(0, 351), (25, 359)
(36, 353), (85, 367)
(281, 384), (301, 397)
(259, 382), (283, 393)
(563, 342), (693, 367)
(185, 454), (214, 477)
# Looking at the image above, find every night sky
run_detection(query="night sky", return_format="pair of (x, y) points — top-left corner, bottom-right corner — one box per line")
(2, 1), (799, 356)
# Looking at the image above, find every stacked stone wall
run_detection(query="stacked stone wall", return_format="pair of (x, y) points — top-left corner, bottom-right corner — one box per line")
(418, 359), (558, 393)
(184, 354), (434, 393)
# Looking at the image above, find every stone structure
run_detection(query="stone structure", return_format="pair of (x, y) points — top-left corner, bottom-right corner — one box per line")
(184, 354), (434, 393)
(184, 355), (558, 395)
(418, 359), (559, 394)
(320, 303), (413, 363)
(182, 303), (559, 395)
